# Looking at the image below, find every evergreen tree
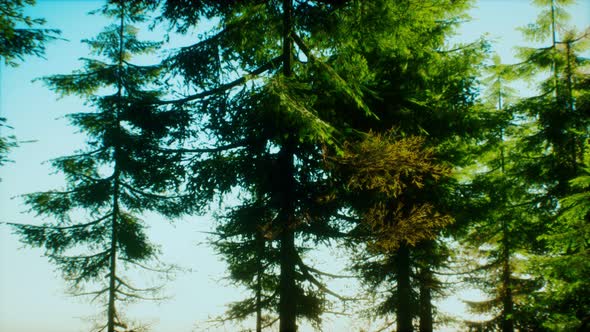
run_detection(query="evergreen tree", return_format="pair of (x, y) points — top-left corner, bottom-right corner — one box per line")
(512, 1), (589, 329)
(461, 55), (546, 332)
(514, 0), (588, 202)
(534, 142), (590, 331)
(325, 1), (486, 330)
(10, 2), (190, 331)
(211, 196), (281, 331)
(157, 2), (479, 330)
(154, 1), (370, 330)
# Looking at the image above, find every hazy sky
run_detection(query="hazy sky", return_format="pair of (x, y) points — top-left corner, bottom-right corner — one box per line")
(1, 1), (589, 332)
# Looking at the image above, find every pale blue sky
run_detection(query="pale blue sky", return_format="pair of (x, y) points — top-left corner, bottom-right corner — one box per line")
(1, 1), (589, 331)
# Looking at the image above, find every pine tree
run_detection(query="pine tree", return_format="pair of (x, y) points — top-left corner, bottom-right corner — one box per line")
(10, 2), (191, 331)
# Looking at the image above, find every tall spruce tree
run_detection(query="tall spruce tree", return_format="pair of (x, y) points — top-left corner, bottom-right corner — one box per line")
(211, 196), (281, 331)
(10, 1), (191, 331)
(512, 1), (589, 329)
(460, 55), (546, 332)
(154, 1), (372, 330)
(514, 0), (587, 202)
(155, 2), (480, 330)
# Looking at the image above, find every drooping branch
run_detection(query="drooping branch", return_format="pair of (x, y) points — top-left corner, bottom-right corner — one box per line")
(156, 56), (283, 105)
(7, 213), (110, 230)
(294, 251), (351, 301)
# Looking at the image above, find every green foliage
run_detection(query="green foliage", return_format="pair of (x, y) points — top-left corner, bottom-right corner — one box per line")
(532, 145), (590, 331)
(315, 1), (489, 329)
(0, 117), (17, 173)
(460, 1), (590, 330)
(211, 199), (282, 330)
(457, 52), (552, 331)
(6, 1), (588, 330)
(0, 0), (60, 179)
(519, 0), (574, 43)
(0, 0), (60, 66)
(513, 1), (588, 201)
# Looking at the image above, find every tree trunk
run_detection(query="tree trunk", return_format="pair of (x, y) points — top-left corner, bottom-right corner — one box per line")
(108, 8), (125, 331)
(108, 164), (121, 332)
(550, 0), (559, 99)
(501, 225), (514, 332)
(278, 136), (297, 332)
(107, 212), (117, 332)
(418, 266), (433, 332)
(279, 0), (297, 331)
(396, 243), (414, 332)
(564, 40), (578, 176)
(279, 221), (297, 332)
(256, 232), (264, 332)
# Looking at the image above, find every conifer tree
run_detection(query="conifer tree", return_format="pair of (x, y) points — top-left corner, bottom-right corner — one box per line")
(535, 142), (590, 331)
(514, 0), (588, 201)
(325, 1), (486, 330)
(154, 1), (370, 330)
(211, 196), (281, 331)
(10, 1), (190, 331)
(156, 2), (479, 330)
(461, 55), (546, 332)
(512, 1), (589, 329)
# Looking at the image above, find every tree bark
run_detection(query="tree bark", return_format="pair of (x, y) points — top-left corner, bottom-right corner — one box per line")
(278, 1), (297, 329)
(418, 266), (433, 332)
(278, 134), (297, 332)
(501, 223), (514, 332)
(396, 243), (414, 332)
(107, 186), (119, 332)
(108, 7), (125, 332)
(279, 219), (297, 332)
(256, 232), (264, 332)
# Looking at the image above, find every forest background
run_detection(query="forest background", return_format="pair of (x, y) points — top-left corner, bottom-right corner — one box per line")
(1, 0), (589, 331)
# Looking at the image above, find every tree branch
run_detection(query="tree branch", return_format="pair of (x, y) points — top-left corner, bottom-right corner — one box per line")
(156, 141), (246, 153)
(156, 56), (283, 105)
(7, 213), (111, 230)
(295, 252), (351, 301)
